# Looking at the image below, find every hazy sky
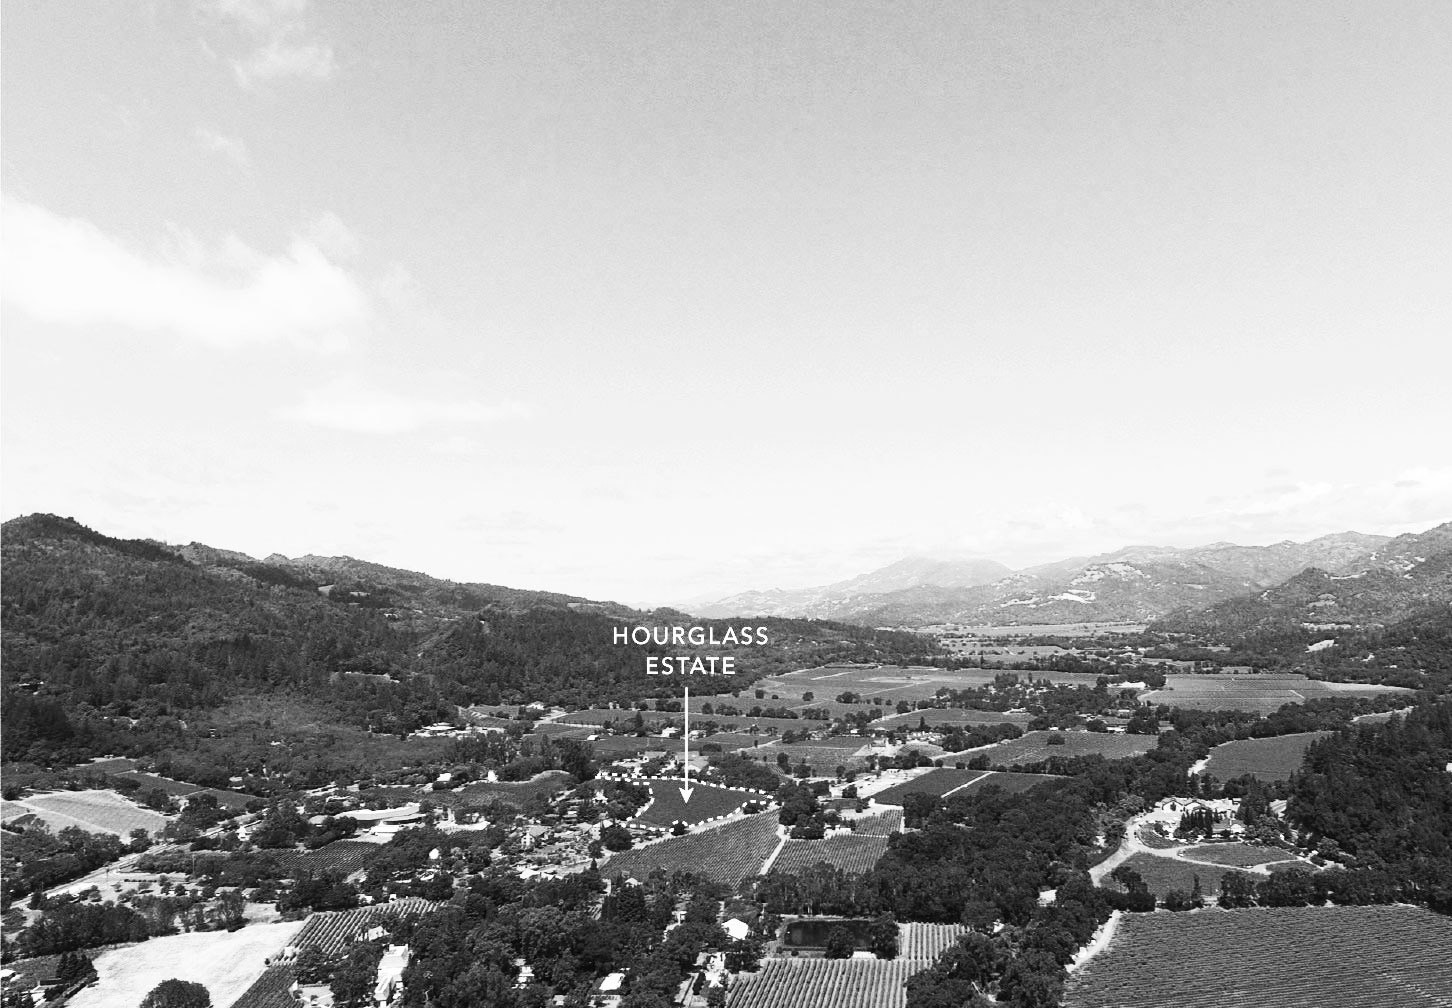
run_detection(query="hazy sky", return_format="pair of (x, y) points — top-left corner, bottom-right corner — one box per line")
(3, 1), (1450, 606)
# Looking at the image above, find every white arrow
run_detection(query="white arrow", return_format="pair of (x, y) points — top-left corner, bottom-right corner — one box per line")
(679, 685), (694, 804)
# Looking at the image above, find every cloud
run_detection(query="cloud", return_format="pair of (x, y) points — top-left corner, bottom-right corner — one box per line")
(231, 38), (335, 87)
(283, 377), (529, 434)
(303, 211), (360, 261)
(202, 0), (335, 88)
(194, 126), (251, 168)
(0, 194), (369, 350)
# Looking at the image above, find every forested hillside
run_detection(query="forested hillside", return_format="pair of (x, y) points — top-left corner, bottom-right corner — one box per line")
(0, 515), (927, 766)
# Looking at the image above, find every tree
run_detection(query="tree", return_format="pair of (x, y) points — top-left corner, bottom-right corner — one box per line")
(140, 979), (210, 1008)
(331, 944), (384, 1006)
(56, 951), (97, 988)
(823, 925), (855, 959)
(869, 912), (898, 959)
(601, 824), (634, 852)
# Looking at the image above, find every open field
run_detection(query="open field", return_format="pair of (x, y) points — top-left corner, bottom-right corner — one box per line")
(1065, 905), (1452, 1007)
(113, 770), (206, 796)
(629, 780), (765, 827)
(727, 956), (931, 1008)
(771, 835), (890, 875)
(1141, 674), (1412, 714)
(602, 811), (780, 888)
(426, 771), (572, 809)
(68, 921), (304, 1008)
(1, 789), (167, 837)
(962, 730), (1159, 767)
(1202, 732), (1333, 782)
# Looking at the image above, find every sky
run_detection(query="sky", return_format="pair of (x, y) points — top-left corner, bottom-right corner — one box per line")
(3, 1), (1450, 608)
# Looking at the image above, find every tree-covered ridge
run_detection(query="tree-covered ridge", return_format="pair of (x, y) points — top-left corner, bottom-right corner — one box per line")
(1288, 701), (1452, 887)
(0, 514), (928, 765)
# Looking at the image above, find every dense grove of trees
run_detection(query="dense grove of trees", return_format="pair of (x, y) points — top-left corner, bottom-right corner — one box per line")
(391, 869), (741, 1008)
(0, 823), (131, 899)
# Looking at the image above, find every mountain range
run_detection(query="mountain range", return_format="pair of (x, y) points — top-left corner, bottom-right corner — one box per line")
(689, 526), (1452, 628)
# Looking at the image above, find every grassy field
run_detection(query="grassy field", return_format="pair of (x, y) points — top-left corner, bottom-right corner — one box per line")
(1141, 674), (1411, 714)
(427, 771), (573, 810)
(68, 921), (305, 1008)
(1202, 732), (1333, 782)
(1065, 905), (1452, 1007)
(1, 789), (167, 837)
(602, 811), (781, 888)
(771, 835), (890, 875)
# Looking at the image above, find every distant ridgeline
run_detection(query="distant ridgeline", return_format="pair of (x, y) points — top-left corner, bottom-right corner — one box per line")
(0, 514), (928, 765)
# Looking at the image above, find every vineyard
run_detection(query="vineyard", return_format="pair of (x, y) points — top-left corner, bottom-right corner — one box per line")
(897, 923), (969, 959)
(630, 780), (764, 827)
(601, 811), (780, 888)
(1064, 905), (1452, 1007)
(3, 789), (168, 837)
(870, 768), (1062, 806)
(726, 956), (931, 1008)
(699, 732), (774, 752)
(1202, 732), (1333, 782)
(268, 840), (383, 877)
(290, 897), (443, 955)
(1178, 843), (1301, 869)
(970, 730), (1159, 767)
(771, 835), (890, 875)
(746, 742), (874, 772)
(225, 964), (297, 1008)
(849, 808), (902, 834)
(873, 709), (1034, 729)
(1139, 674), (1409, 714)
(950, 771), (1065, 797)
(1113, 853), (1245, 897)
(586, 735), (668, 757)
